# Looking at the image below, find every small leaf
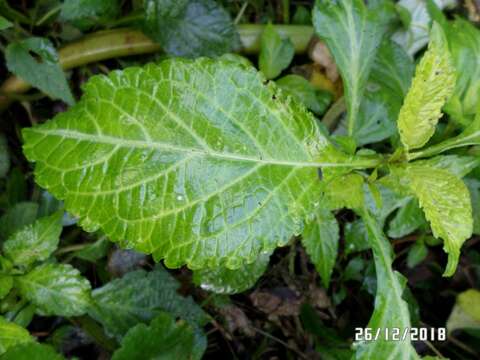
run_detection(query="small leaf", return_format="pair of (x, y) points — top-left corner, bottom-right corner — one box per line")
(3, 212), (63, 267)
(0, 316), (33, 355)
(5, 37), (74, 105)
(397, 23), (456, 150)
(0, 134), (9, 178)
(276, 75), (332, 115)
(401, 165), (473, 276)
(259, 23), (295, 79)
(388, 198), (426, 238)
(142, 0), (239, 57)
(406, 240), (428, 268)
(301, 207), (339, 288)
(0, 202), (38, 240)
(323, 173), (365, 210)
(446, 289), (480, 333)
(16, 263), (92, 317)
(193, 252), (270, 294)
(313, 0), (393, 135)
(112, 312), (200, 360)
(89, 266), (207, 340)
(466, 179), (480, 235)
(60, 0), (119, 30)
(1, 342), (64, 360)
(0, 15), (12, 30)
(0, 275), (13, 299)
(22, 58), (375, 269)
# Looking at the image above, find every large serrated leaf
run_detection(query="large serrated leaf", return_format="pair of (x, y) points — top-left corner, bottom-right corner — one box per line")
(112, 312), (200, 360)
(89, 266), (207, 340)
(401, 165), (473, 276)
(313, 0), (393, 136)
(22, 58), (377, 269)
(16, 263), (92, 317)
(397, 23), (456, 150)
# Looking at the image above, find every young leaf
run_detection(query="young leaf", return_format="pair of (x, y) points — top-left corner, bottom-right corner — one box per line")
(22, 58), (376, 270)
(60, 0), (119, 30)
(112, 312), (199, 360)
(142, 0), (239, 57)
(1, 342), (64, 360)
(0, 134), (9, 178)
(446, 289), (480, 333)
(16, 263), (92, 317)
(313, 0), (393, 135)
(5, 37), (74, 105)
(400, 165), (473, 276)
(0, 316), (33, 355)
(89, 266), (207, 340)
(397, 23), (456, 151)
(356, 210), (417, 359)
(193, 251), (270, 294)
(0, 275), (13, 299)
(301, 207), (339, 288)
(2, 212), (62, 267)
(259, 23), (295, 80)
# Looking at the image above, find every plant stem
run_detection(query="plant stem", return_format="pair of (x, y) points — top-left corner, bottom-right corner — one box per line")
(0, 25), (313, 113)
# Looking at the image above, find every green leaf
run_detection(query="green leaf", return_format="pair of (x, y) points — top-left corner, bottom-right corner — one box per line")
(0, 134), (9, 178)
(16, 263), (91, 317)
(276, 75), (332, 115)
(444, 18), (480, 125)
(193, 252), (270, 294)
(73, 236), (110, 262)
(1, 342), (64, 360)
(0, 202), (38, 240)
(0, 15), (12, 30)
(0, 316), (33, 355)
(2, 212), (63, 267)
(89, 266), (207, 340)
(411, 155), (480, 178)
(5, 37), (74, 105)
(301, 207), (339, 288)
(406, 240), (428, 268)
(112, 312), (199, 360)
(22, 58), (377, 269)
(313, 0), (393, 135)
(398, 165), (473, 276)
(323, 173), (365, 211)
(446, 289), (480, 333)
(388, 198), (426, 238)
(259, 23), (295, 80)
(397, 23), (456, 151)
(0, 275), (13, 300)
(356, 210), (418, 359)
(466, 179), (480, 235)
(60, 0), (119, 30)
(142, 0), (239, 57)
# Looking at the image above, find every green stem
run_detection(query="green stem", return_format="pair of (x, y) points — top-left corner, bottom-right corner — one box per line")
(0, 25), (314, 113)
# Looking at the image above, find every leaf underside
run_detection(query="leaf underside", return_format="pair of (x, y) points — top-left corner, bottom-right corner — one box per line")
(22, 58), (333, 270)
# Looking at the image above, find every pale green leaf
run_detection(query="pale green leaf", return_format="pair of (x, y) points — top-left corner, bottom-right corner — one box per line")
(5, 37), (74, 105)
(193, 251), (270, 294)
(0, 275), (13, 299)
(323, 173), (365, 211)
(0, 202), (38, 240)
(143, 0), (239, 57)
(22, 58), (376, 269)
(446, 289), (480, 333)
(0, 15), (12, 30)
(397, 23), (456, 150)
(1, 342), (64, 360)
(0, 316), (33, 355)
(0, 134), (9, 178)
(259, 23), (294, 79)
(301, 207), (339, 288)
(112, 312), (199, 360)
(401, 165), (473, 276)
(356, 210), (418, 359)
(2, 212), (63, 267)
(313, 0), (393, 135)
(16, 263), (92, 317)
(60, 0), (119, 30)
(411, 155), (480, 178)
(89, 266), (207, 340)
